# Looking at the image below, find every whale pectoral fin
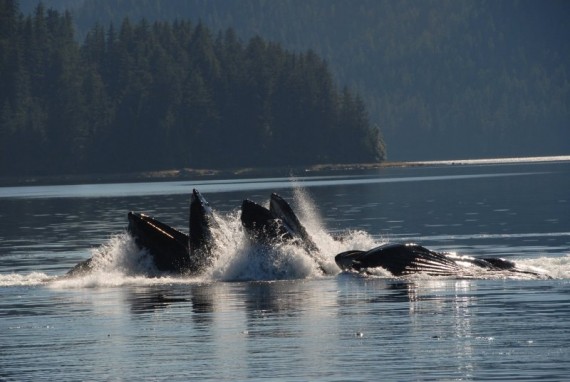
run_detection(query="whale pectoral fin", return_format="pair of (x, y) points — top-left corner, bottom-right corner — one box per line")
(404, 249), (461, 276)
(356, 244), (461, 276)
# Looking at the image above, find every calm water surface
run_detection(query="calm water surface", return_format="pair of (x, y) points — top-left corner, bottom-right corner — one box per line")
(1, 161), (569, 381)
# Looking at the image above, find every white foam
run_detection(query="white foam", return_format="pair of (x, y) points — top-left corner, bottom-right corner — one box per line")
(0, 272), (54, 287)
(517, 254), (570, 280)
(49, 272), (197, 289)
(213, 239), (320, 281)
(87, 233), (159, 276)
(204, 204), (341, 281)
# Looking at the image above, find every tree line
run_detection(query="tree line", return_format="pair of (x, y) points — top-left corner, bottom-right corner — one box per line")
(31, 0), (568, 160)
(0, 1), (385, 176)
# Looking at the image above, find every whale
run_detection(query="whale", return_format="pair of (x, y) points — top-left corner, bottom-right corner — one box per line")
(269, 193), (318, 252)
(241, 193), (318, 251)
(240, 193), (330, 273)
(187, 188), (218, 272)
(67, 188), (216, 276)
(68, 190), (546, 279)
(335, 243), (547, 278)
(127, 211), (189, 272)
(127, 188), (217, 273)
(68, 190), (319, 276)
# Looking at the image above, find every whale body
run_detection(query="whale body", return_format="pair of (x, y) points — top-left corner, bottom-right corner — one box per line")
(127, 211), (189, 272)
(67, 191), (547, 280)
(241, 193), (317, 251)
(127, 188), (216, 274)
(335, 243), (546, 278)
(187, 188), (218, 272)
(67, 188), (216, 276)
(68, 190), (318, 276)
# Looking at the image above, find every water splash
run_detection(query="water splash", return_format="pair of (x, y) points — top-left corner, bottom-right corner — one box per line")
(87, 233), (158, 276)
(204, 203), (340, 281)
(520, 255), (570, 279)
(0, 272), (54, 287)
(55, 189), (377, 284)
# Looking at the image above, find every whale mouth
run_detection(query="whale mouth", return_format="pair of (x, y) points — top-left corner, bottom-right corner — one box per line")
(127, 212), (190, 272)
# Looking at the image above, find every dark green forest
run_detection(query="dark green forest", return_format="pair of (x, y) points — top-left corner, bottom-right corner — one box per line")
(22, 0), (569, 161)
(0, 1), (384, 176)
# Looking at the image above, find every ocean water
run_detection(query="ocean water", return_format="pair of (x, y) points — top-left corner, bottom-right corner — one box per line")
(1, 159), (569, 381)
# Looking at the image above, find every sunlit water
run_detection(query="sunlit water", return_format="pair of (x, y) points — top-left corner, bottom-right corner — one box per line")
(1, 159), (569, 381)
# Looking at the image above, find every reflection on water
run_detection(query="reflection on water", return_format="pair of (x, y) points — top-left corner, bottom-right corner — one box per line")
(334, 276), (569, 380)
(127, 287), (190, 315)
(1, 273), (569, 380)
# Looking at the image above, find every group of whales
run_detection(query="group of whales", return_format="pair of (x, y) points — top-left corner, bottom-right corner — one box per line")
(68, 189), (547, 279)
(68, 189), (322, 276)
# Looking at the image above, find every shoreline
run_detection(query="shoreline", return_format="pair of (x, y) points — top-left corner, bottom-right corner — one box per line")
(1, 155), (569, 187)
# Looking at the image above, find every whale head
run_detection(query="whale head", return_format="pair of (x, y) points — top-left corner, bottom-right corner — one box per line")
(334, 250), (366, 271)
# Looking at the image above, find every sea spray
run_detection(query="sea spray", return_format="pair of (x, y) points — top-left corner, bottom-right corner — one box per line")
(206, 208), (323, 281)
(86, 233), (159, 276)
(214, 240), (319, 281)
(520, 254), (570, 279)
(290, 186), (340, 274)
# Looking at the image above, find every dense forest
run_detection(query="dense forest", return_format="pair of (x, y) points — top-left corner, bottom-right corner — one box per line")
(21, 0), (569, 160)
(0, 1), (384, 176)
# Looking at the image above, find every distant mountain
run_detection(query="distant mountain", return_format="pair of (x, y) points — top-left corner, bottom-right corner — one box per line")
(19, 0), (570, 160)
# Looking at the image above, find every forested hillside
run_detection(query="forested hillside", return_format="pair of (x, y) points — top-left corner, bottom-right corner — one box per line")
(23, 0), (569, 160)
(0, 1), (384, 176)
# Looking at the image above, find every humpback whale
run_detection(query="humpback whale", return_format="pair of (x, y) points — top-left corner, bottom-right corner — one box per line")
(241, 193), (318, 251)
(67, 189), (216, 276)
(127, 188), (216, 273)
(68, 189), (322, 276)
(69, 189), (545, 280)
(335, 243), (546, 278)
(188, 188), (218, 272)
(127, 212), (189, 272)
(240, 193), (331, 273)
